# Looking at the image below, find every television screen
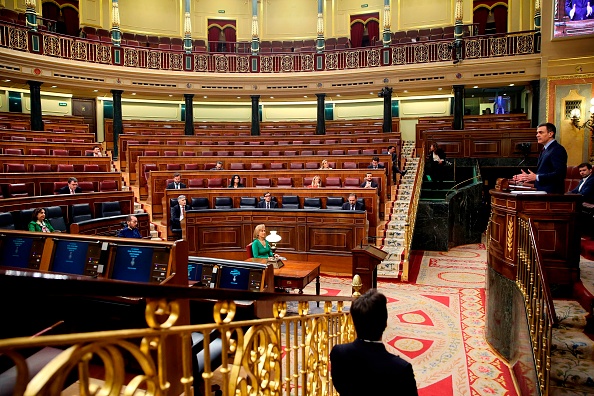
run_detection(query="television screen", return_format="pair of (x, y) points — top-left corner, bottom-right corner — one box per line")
(110, 245), (155, 283)
(188, 262), (203, 282)
(218, 266), (251, 290)
(0, 235), (45, 269)
(51, 239), (102, 276)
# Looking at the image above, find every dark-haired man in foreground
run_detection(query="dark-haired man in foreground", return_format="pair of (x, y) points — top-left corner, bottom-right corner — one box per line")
(330, 289), (418, 396)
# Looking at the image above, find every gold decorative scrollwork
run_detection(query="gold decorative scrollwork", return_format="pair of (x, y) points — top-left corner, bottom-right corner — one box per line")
(345, 51), (360, 69)
(261, 56), (273, 73)
(170, 53), (183, 70)
(436, 42), (452, 60)
(9, 27), (28, 50)
(304, 317), (329, 395)
(516, 35), (534, 54)
(214, 55), (229, 72)
(27, 340), (161, 395)
(367, 48), (380, 67)
(96, 44), (112, 63)
(194, 54), (208, 71)
(43, 35), (61, 57)
(280, 55), (294, 72)
(147, 51), (161, 69)
(213, 300), (237, 324)
(273, 301), (287, 319)
(490, 36), (507, 56)
(145, 299), (180, 329)
(465, 39), (481, 59)
(507, 216), (514, 256)
(71, 41), (87, 60)
(392, 46), (406, 65)
(325, 52), (338, 70)
(302, 54), (314, 71)
(124, 48), (138, 67)
(298, 301), (310, 316)
(227, 324), (281, 395)
(413, 44), (429, 63)
(237, 55), (250, 72)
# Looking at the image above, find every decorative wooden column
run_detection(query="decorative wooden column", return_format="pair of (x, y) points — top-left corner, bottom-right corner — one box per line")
(27, 81), (43, 131)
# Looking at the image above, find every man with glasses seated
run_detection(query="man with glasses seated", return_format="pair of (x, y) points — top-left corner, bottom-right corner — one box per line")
(257, 192), (277, 209)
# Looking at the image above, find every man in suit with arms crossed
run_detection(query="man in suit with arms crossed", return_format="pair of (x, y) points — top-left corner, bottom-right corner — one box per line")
(330, 289), (418, 395)
(513, 123), (568, 194)
(570, 162), (594, 202)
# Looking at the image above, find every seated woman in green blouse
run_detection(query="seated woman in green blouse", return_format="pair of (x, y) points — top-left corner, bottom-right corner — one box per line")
(28, 208), (55, 233)
(251, 224), (278, 259)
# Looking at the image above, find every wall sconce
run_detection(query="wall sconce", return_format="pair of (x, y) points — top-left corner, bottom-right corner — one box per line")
(570, 98), (594, 131)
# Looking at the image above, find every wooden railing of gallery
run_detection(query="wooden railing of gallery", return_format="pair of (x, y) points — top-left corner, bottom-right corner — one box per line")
(517, 217), (556, 396)
(400, 153), (424, 282)
(0, 271), (355, 396)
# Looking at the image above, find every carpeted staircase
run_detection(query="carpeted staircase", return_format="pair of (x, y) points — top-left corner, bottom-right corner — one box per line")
(549, 241), (594, 395)
(377, 140), (417, 278)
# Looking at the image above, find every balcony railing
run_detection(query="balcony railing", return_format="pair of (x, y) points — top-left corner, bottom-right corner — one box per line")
(0, 22), (539, 74)
(0, 270), (355, 396)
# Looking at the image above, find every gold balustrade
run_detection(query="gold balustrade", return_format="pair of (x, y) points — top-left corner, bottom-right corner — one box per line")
(400, 152), (423, 282)
(516, 217), (556, 396)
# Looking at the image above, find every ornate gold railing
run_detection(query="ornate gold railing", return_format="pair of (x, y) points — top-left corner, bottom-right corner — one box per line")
(0, 271), (354, 396)
(516, 217), (556, 396)
(0, 21), (539, 74)
(400, 152), (424, 281)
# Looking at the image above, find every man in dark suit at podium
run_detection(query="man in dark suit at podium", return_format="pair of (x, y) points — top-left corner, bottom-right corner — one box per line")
(513, 123), (567, 194)
(330, 289), (418, 396)
(571, 163), (594, 202)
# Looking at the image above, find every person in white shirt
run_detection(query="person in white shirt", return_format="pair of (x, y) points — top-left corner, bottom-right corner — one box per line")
(570, 162), (594, 202)
(170, 195), (190, 235)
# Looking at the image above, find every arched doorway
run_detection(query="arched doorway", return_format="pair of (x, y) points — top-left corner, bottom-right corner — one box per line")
(473, 1), (508, 35)
(41, 0), (79, 37)
(207, 19), (237, 53)
(350, 13), (380, 47)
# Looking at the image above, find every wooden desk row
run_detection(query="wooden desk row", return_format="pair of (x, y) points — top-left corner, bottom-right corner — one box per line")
(416, 124), (533, 148)
(118, 132), (400, 170)
(0, 155), (112, 173)
(0, 172), (122, 197)
(165, 187), (379, 239)
(182, 208), (368, 274)
(0, 130), (96, 143)
(70, 212), (151, 237)
(0, 141), (98, 156)
(149, 169), (388, 217)
(417, 114), (528, 124)
(135, 154), (393, 189)
(421, 129), (540, 158)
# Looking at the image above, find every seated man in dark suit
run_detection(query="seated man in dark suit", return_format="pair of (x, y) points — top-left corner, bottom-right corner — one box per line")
(570, 162), (594, 202)
(367, 156), (385, 170)
(257, 192), (278, 209)
(117, 215), (142, 238)
(166, 172), (187, 190)
(360, 172), (378, 189)
(341, 193), (365, 211)
(513, 123), (567, 194)
(170, 195), (190, 234)
(331, 289), (418, 396)
(57, 177), (82, 194)
(211, 161), (224, 170)
(86, 146), (103, 157)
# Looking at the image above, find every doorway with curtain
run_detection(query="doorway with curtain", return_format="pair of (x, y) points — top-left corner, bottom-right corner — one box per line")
(350, 12), (380, 48)
(473, 1), (508, 35)
(207, 19), (237, 53)
(41, 0), (79, 37)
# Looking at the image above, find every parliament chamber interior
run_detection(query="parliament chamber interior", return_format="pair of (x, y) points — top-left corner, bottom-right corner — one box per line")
(0, 0), (593, 395)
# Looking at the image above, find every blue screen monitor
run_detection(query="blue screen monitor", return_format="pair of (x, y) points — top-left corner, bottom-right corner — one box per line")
(218, 266), (250, 290)
(0, 235), (45, 269)
(51, 239), (102, 276)
(110, 245), (154, 283)
(188, 262), (203, 282)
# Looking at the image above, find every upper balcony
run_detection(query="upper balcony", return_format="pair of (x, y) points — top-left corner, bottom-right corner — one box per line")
(0, 21), (542, 98)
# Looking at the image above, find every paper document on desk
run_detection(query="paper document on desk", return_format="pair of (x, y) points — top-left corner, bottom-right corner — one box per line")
(510, 190), (547, 195)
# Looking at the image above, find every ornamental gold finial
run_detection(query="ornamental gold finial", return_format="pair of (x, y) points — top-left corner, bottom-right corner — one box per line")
(352, 275), (363, 297)
(455, 0), (463, 22)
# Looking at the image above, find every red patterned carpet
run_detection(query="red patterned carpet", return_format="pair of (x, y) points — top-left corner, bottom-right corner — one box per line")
(305, 243), (518, 395)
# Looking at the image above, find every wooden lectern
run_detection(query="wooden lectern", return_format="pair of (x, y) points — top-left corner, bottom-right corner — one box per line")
(351, 245), (388, 294)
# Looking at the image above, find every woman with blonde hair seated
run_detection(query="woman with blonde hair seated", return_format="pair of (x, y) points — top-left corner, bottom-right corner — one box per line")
(251, 224), (278, 259)
(319, 159), (332, 170)
(309, 175), (322, 188)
